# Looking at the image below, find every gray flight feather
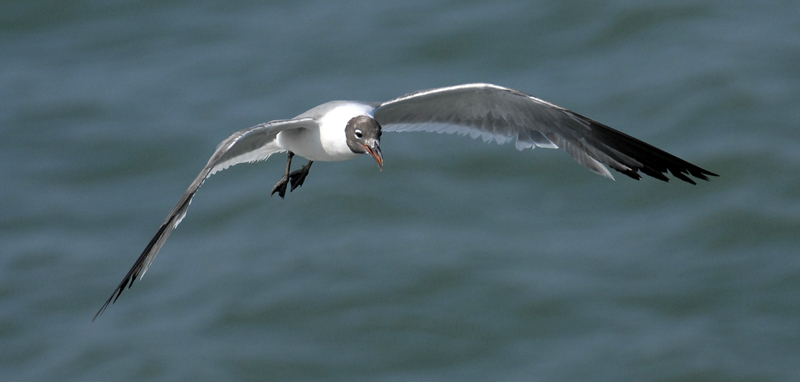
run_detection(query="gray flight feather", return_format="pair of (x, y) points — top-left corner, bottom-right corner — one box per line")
(374, 83), (716, 183)
(93, 118), (316, 320)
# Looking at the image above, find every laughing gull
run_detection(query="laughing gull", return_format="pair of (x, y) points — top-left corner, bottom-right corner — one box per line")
(93, 83), (717, 320)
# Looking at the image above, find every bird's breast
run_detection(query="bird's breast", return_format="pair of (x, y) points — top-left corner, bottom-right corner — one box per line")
(277, 127), (357, 162)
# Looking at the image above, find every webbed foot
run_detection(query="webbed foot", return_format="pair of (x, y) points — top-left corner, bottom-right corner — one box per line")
(289, 162), (313, 191)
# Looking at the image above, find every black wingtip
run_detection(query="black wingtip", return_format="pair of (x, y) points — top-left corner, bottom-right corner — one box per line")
(93, 291), (117, 322)
(92, 219), (174, 322)
(639, 167), (671, 182)
(565, 111), (717, 185)
(92, 278), (128, 321)
(671, 171), (696, 185)
(691, 168), (719, 180)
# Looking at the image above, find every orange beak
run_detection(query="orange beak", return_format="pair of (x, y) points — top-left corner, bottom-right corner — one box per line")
(363, 140), (383, 171)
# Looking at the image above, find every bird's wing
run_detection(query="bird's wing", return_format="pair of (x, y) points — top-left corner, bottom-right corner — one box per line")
(374, 83), (716, 183)
(94, 118), (317, 320)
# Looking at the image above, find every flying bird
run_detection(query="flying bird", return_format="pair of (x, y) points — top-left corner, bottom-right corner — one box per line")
(93, 83), (716, 320)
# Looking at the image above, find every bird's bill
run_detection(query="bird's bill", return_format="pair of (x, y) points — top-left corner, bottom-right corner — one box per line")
(363, 140), (383, 171)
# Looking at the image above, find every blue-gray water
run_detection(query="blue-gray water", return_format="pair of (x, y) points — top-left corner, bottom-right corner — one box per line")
(2, 1), (799, 381)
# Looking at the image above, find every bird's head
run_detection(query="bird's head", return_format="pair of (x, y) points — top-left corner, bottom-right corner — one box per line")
(345, 115), (383, 170)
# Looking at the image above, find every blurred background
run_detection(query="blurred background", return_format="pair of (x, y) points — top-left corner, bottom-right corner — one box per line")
(2, 1), (799, 381)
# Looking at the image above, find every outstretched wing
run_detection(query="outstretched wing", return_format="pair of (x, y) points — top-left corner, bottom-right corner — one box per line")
(374, 83), (716, 183)
(93, 118), (317, 320)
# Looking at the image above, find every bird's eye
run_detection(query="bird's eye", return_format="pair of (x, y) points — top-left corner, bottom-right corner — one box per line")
(355, 129), (363, 139)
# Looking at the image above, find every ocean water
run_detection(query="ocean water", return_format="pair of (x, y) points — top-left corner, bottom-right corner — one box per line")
(2, 1), (799, 381)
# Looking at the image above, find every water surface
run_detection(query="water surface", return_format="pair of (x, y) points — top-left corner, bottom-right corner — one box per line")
(2, 1), (799, 381)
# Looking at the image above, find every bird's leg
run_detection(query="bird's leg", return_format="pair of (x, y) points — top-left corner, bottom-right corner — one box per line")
(271, 152), (295, 198)
(289, 161), (313, 191)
